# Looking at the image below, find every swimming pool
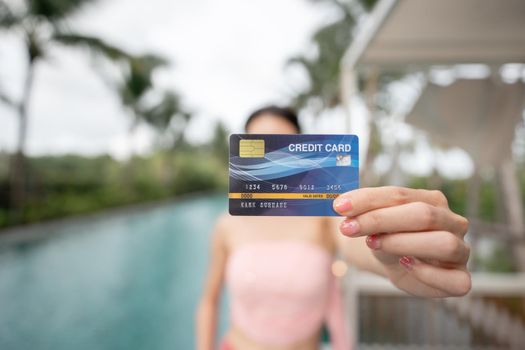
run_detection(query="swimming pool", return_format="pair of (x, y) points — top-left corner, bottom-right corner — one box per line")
(0, 194), (229, 350)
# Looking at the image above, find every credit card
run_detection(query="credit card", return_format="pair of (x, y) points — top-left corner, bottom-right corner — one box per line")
(229, 134), (359, 216)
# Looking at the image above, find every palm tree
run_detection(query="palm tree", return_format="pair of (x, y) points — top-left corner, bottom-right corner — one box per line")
(116, 54), (191, 151)
(287, 0), (377, 115)
(0, 0), (185, 223)
(288, 0), (396, 185)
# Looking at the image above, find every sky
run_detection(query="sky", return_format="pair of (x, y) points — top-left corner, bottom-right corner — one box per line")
(0, 0), (343, 159)
(3, 0), (519, 180)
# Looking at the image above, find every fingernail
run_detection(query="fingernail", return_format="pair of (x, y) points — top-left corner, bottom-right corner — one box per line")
(340, 219), (360, 236)
(334, 197), (352, 213)
(366, 234), (381, 250)
(399, 256), (414, 270)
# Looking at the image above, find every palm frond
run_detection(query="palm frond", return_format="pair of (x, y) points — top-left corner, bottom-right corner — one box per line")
(287, 0), (379, 114)
(53, 32), (131, 61)
(0, 1), (21, 29)
(26, 31), (46, 62)
(141, 91), (182, 131)
(360, 0), (378, 11)
(0, 90), (16, 108)
(286, 9), (355, 112)
(26, 0), (98, 22)
(130, 54), (169, 77)
(118, 54), (170, 106)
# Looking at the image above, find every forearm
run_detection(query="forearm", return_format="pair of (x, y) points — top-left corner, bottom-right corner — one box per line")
(196, 299), (218, 350)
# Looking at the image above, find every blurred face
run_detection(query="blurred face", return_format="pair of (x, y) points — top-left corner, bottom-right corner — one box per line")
(246, 113), (298, 135)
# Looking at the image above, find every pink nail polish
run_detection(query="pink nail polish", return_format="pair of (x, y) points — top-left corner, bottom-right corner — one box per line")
(399, 256), (414, 270)
(366, 234), (381, 250)
(334, 197), (352, 213)
(340, 219), (360, 236)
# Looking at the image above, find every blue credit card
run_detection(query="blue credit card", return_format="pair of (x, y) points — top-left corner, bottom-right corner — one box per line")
(229, 134), (359, 216)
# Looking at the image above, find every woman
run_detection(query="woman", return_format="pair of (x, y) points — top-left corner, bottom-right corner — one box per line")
(196, 106), (471, 350)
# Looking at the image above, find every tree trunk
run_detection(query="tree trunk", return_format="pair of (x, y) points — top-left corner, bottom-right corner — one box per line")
(9, 59), (36, 224)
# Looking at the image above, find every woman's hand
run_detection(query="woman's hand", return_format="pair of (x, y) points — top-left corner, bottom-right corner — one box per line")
(333, 186), (471, 298)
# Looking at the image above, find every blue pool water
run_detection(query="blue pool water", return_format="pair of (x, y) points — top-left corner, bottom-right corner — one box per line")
(0, 194), (229, 350)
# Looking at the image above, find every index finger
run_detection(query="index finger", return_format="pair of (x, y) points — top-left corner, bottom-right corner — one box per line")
(333, 186), (448, 217)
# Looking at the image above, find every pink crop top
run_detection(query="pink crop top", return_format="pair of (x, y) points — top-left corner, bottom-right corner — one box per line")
(225, 240), (351, 349)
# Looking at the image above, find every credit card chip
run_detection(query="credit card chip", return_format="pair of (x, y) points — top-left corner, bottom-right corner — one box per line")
(240, 139), (265, 158)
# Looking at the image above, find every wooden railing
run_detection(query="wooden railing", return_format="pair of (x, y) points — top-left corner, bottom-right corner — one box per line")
(343, 270), (525, 349)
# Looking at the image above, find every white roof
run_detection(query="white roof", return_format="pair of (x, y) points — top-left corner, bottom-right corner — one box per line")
(406, 79), (525, 166)
(343, 0), (525, 70)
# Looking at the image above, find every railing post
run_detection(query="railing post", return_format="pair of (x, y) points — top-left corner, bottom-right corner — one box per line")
(499, 157), (525, 270)
(344, 266), (360, 349)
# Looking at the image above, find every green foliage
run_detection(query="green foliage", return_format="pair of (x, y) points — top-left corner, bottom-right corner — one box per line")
(408, 176), (505, 222)
(116, 54), (189, 146)
(142, 92), (184, 132)
(289, 0), (378, 114)
(171, 151), (228, 194)
(440, 180), (468, 217)
(408, 173), (525, 273)
(1, 0), (189, 226)
(119, 55), (168, 108)
(52, 33), (130, 61)
(474, 244), (515, 273)
(408, 176), (467, 216)
(517, 163), (525, 215)
(209, 121), (230, 163)
(479, 180), (498, 222)
(26, 0), (97, 21)
(0, 146), (228, 228)
(0, 2), (20, 28)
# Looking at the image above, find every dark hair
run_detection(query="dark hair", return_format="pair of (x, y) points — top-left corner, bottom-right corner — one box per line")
(245, 105), (301, 133)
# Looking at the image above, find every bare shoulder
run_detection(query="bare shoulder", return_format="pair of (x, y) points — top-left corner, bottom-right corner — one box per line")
(215, 212), (233, 231)
(211, 213), (234, 246)
(322, 216), (345, 249)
